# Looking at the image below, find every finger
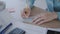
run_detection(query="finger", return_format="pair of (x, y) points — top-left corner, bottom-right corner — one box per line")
(25, 11), (30, 18)
(24, 12), (27, 17)
(37, 20), (48, 25)
(22, 9), (29, 18)
(33, 16), (41, 22)
(24, 8), (30, 18)
(21, 11), (27, 18)
(33, 18), (44, 24)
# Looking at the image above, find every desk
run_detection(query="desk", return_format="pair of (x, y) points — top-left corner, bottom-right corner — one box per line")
(5, 6), (60, 34)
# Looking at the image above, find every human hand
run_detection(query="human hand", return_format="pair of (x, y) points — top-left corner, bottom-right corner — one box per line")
(33, 12), (58, 25)
(21, 7), (31, 18)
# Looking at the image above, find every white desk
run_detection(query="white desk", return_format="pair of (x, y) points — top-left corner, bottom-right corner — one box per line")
(0, 0), (60, 34)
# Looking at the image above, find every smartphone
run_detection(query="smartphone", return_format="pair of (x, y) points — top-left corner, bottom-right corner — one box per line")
(23, 16), (35, 23)
(47, 30), (60, 34)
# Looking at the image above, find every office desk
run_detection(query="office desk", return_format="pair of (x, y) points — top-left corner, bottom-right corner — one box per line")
(5, 6), (60, 34)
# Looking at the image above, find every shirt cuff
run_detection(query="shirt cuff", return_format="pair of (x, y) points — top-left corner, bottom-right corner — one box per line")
(29, 0), (35, 8)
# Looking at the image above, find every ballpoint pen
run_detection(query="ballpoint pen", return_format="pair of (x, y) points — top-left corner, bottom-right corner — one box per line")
(0, 23), (12, 34)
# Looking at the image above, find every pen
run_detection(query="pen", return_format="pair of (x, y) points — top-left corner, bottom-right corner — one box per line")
(0, 23), (12, 34)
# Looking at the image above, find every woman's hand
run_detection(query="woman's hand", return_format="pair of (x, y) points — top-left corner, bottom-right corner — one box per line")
(21, 7), (31, 18)
(33, 12), (58, 25)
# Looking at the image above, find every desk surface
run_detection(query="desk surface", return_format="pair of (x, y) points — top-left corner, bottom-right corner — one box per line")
(5, 21), (60, 34)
